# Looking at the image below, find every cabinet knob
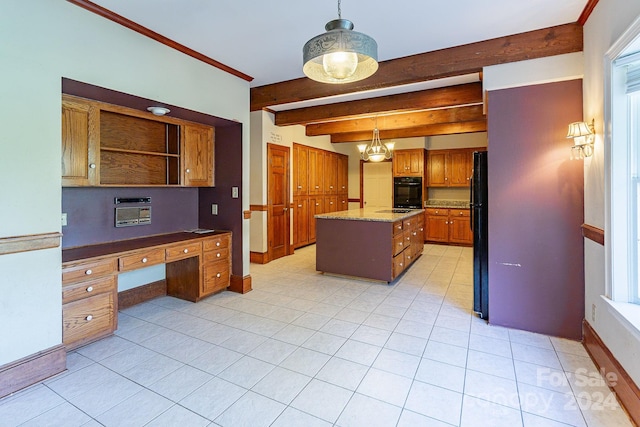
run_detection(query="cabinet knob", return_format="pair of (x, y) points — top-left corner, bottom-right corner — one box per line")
(330, 186), (333, 189)
(85, 315), (93, 321)
(217, 253), (221, 258)
(298, 204), (302, 208)
(183, 249), (189, 253)
(142, 257), (148, 263)
(186, 168), (191, 173)
(435, 211), (438, 214)
(315, 186), (320, 188)
(316, 203), (320, 206)
(86, 286), (93, 292)
(399, 242), (403, 246)
(298, 185), (302, 188)
(445, 177), (448, 181)
(216, 242), (221, 247)
(216, 273), (221, 278)
(89, 163), (96, 169)
(85, 269), (92, 275)
(399, 262), (403, 267)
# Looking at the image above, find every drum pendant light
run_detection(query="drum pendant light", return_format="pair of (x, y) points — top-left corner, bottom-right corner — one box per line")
(302, 0), (378, 84)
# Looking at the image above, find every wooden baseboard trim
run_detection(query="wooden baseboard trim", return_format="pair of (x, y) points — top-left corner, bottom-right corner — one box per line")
(0, 232), (62, 256)
(0, 345), (66, 398)
(250, 251), (269, 264)
(118, 280), (167, 309)
(229, 274), (252, 294)
(582, 224), (605, 245)
(583, 320), (640, 425)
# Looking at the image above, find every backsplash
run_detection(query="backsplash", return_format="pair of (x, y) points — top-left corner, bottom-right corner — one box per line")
(61, 187), (199, 248)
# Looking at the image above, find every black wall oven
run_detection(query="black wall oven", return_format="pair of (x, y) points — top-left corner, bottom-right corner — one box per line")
(393, 177), (422, 209)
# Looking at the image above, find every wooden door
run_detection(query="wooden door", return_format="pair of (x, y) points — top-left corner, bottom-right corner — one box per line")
(407, 150), (424, 176)
(449, 150), (470, 187)
(293, 143), (309, 196)
(62, 97), (99, 186)
(425, 209), (449, 242)
(324, 152), (338, 194)
(337, 154), (349, 194)
(324, 195), (338, 213)
(182, 124), (214, 186)
(427, 151), (447, 187)
(308, 148), (324, 195)
(449, 209), (472, 244)
(363, 161), (393, 209)
(308, 195), (323, 242)
(267, 144), (290, 261)
(293, 196), (309, 248)
(393, 151), (410, 176)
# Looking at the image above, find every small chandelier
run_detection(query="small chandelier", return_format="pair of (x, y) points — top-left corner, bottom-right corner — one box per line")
(358, 118), (394, 162)
(566, 119), (595, 158)
(302, 0), (378, 84)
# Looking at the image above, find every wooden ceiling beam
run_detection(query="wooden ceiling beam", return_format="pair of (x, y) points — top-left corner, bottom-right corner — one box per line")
(250, 22), (582, 110)
(274, 82), (483, 126)
(305, 105), (484, 136)
(331, 121), (488, 143)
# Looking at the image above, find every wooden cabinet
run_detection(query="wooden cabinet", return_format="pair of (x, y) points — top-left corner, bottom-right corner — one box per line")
(61, 94), (215, 187)
(293, 144), (348, 249)
(427, 148), (482, 187)
(201, 234), (231, 297)
(182, 124), (214, 187)
(62, 97), (99, 186)
(324, 152), (338, 194)
(393, 149), (425, 177)
(425, 208), (472, 245)
(293, 144), (309, 196)
(62, 258), (118, 350)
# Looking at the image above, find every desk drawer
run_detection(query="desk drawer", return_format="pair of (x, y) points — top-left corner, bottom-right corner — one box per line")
(425, 208), (449, 216)
(203, 260), (230, 295)
(62, 275), (116, 304)
(165, 242), (202, 262)
(450, 209), (470, 217)
(203, 235), (230, 251)
(393, 233), (405, 257)
(62, 258), (117, 285)
(203, 247), (229, 264)
(119, 249), (164, 272)
(63, 292), (115, 348)
(392, 221), (403, 236)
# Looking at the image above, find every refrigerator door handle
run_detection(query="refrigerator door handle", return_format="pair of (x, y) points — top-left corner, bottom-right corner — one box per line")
(469, 177), (474, 231)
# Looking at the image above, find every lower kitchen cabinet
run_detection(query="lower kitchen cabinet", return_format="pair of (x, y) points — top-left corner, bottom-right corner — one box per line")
(425, 208), (472, 246)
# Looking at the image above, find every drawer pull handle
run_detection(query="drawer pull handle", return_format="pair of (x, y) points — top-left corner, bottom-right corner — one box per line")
(183, 249), (189, 253)
(186, 168), (191, 173)
(216, 273), (221, 278)
(86, 315), (93, 321)
(86, 286), (93, 293)
(216, 242), (220, 247)
(85, 269), (92, 275)
(217, 253), (221, 258)
(142, 257), (148, 263)
(89, 163), (96, 169)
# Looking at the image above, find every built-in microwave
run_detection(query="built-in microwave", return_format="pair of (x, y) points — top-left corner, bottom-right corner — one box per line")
(393, 176), (422, 209)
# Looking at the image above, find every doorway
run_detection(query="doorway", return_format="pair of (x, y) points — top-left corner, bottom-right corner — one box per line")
(267, 144), (290, 261)
(362, 161), (393, 209)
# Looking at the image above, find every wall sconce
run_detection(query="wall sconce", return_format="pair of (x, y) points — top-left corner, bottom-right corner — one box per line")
(566, 119), (595, 158)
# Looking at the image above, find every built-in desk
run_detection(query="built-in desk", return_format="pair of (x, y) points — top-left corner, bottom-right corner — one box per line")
(61, 231), (231, 349)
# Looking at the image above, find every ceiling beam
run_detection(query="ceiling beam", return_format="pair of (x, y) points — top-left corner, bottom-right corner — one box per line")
(274, 82), (483, 126)
(305, 105), (484, 136)
(331, 121), (488, 143)
(250, 22), (582, 111)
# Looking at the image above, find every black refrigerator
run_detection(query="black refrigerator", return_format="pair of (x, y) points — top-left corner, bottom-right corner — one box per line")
(471, 151), (489, 319)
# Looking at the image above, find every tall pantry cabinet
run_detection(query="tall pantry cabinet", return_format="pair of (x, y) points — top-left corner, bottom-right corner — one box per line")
(293, 143), (348, 248)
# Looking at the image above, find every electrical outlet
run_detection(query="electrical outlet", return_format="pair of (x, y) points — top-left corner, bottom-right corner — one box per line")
(61, 213), (67, 226)
(232, 187), (239, 198)
(592, 303), (597, 322)
(211, 204), (218, 215)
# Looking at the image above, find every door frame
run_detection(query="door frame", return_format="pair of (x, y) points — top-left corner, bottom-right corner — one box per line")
(360, 158), (393, 208)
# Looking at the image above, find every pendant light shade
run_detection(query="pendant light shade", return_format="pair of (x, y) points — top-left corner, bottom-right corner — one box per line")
(303, 2), (378, 84)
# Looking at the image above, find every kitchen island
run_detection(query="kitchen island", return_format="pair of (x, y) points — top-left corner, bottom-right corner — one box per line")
(315, 208), (425, 283)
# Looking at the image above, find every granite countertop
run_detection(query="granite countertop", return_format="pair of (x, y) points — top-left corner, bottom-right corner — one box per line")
(425, 199), (470, 209)
(315, 208), (424, 222)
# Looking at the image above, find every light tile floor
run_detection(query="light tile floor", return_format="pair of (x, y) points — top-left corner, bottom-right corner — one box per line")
(0, 244), (634, 427)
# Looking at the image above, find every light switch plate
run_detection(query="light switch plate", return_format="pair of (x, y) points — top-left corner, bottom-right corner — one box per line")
(211, 204), (218, 215)
(61, 213), (67, 226)
(232, 187), (239, 198)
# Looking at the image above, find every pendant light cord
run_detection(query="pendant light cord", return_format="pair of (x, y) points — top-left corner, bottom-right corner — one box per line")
(337, 0), (342, 19)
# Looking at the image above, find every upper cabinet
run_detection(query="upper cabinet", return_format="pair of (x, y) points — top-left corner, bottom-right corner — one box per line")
(393, 149), (425, 177)
(62, 97), (99, 186)
(61, 94), (215, 187)
(427, 148), (483, 187)
(293, 144), (309, 196)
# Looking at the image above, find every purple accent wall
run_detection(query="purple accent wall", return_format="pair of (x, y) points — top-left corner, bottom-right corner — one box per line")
(198, 124), (244, 277)
(62, 187), (198, 248)
(61, 78), (245, 275)
(487, 80), (585, 340)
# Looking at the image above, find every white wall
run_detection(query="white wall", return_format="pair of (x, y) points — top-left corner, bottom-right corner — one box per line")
(583, 0), (640, 386)
(0, 0), (249, 366)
